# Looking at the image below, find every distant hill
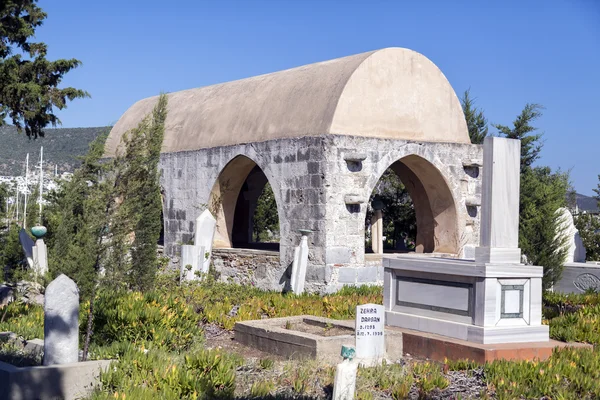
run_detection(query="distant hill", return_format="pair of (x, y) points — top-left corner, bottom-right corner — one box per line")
(0, 125), (109, 176)
(573, 193), (599, 214)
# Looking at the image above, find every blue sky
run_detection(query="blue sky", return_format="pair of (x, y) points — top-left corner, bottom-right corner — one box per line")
(35, 0), (600, 195)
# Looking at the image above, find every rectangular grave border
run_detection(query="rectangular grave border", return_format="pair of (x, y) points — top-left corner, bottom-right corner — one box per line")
(234, 315), (402, 365)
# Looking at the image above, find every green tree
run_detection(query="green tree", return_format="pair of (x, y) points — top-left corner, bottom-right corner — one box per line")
(497, 104), (570, 287)
(119, 94), (167, 291)
(367, 169), (416, 250)
(46, 132), (112, 300)
(575, 213), (600, 262)
(252, 182), (279, 242)
(495, 104), (544, 169)
(0, 0), (88, 138)
(460, 89), (488, 144)
(519, 167), (570, 288)
(574, 175), (600, 261)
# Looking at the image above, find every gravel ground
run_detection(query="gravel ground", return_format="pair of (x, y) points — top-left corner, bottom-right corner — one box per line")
(203, 323), (492, 399)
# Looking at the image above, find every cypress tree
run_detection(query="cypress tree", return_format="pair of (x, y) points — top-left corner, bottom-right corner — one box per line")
(460, 89), (488, 145)
(497, 104), (570, 287)
(120, 94), (167, 291)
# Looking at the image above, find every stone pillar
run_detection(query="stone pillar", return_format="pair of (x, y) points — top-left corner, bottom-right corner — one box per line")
(32, 239), (48, 275)
(371, 210), (384, 254)
(44, 274), (79, 365)
(475, 137), (522, 264)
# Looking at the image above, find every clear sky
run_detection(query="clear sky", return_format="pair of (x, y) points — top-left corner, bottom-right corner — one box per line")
(35, 0), (600, 195)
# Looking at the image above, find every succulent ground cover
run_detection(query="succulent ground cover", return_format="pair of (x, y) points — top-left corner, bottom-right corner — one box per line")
(1, 277), (600, 398)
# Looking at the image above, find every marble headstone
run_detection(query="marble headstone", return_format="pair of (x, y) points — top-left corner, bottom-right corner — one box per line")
(43, 274), (79, 366)
(355, 304), (384, 364)
(180, 244), (206, 281)
(290, 232), (310, 294)
(556, 207), (586, 263)
(475, 137), (522, 264)
(194, 210), (217, 274)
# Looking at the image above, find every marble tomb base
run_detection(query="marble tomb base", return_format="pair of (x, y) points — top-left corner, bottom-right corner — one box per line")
(383, 255), (549, 345)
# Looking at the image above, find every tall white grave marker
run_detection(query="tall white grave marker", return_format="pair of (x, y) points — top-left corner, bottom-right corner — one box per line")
(475, 137), (522, 264)
(355, 304), (385, 365)
(290, 229), (312, 294)
(194, 210), (217, 274)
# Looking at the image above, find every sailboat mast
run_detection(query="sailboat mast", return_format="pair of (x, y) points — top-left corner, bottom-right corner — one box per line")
(38, 147), (43, 225)
(23, 153), (29, 229)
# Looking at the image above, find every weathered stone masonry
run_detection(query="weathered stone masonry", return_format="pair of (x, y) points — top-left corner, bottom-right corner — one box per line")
(160, 134), (482, 292)
(106, 47), (485, 293)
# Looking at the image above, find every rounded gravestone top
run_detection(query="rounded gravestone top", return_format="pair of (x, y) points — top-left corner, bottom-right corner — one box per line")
(30, 225), (47, 239)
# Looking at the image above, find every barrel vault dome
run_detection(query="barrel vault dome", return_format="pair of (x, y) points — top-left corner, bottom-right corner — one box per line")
(104, 47), (469, 156)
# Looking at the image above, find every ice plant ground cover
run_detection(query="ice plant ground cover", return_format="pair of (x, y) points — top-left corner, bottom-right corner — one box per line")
(1, 276), (600, 398)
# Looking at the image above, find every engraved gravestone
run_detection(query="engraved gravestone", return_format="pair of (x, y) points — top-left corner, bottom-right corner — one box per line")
(43, 274), (79, 365)
(355, 304), (384, 363)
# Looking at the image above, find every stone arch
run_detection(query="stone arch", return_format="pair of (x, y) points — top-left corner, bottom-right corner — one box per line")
(366, 153), (459, 254)
(209, 154), (282, 250)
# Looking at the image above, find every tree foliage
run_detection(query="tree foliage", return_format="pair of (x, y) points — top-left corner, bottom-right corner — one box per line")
(0, 0), (89, 138)
(518, 167), (570, 288)
(118, 94), (167, 291)
(575, 175), (600, 262)
(366, 168), (416, 250)
(575, 213), (600, 262)
(460, 89), (488, 144)
(495, 104), (544, 169)
(252, 182), (279, 243)
(496, 104), (570, 287)
(47, 94), (168, 297)
(45, 131), (112, 300)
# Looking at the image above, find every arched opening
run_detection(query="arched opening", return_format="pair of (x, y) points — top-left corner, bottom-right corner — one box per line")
(366, 155), (458, 254)
(209, 156), (280, 251)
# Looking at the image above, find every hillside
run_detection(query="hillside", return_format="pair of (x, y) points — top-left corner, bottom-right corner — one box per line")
(0, 125), (109, 176)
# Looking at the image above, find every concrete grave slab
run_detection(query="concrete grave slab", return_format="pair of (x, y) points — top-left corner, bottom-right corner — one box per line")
(234, 315), (402, 365)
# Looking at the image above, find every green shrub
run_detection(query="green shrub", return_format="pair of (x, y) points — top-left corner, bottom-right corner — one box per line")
(0, 302), (44, 339)
(171, 280), (383, 330)
(485, 347), (600, 399)
(92, 347), (238, 400)
(250, 380), (275, 398)
(91, 290), (201, 351)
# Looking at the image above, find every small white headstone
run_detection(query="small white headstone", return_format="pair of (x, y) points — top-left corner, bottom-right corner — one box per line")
(194, 210), (216, 274)
(332, 359), (357, 400)
(44, 274), (79, 365)
(180, 244), (206, 281)
(355, 304), (385, 364)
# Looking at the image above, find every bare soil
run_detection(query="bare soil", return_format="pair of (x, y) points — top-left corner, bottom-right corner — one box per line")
(283, 320), (354, 337)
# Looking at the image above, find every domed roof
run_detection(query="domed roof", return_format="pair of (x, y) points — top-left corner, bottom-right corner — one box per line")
(104, 47), (469, 156)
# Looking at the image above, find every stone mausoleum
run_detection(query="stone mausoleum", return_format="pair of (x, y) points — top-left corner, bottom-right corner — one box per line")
(105, 47), (484, 292)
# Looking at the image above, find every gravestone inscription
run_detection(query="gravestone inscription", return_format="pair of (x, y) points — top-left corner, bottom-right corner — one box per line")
(355, 304), (384, 363)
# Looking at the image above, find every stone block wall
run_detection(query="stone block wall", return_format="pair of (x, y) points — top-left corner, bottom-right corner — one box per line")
(320, 135), (483, 290)
(159, 134), (483, 293)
